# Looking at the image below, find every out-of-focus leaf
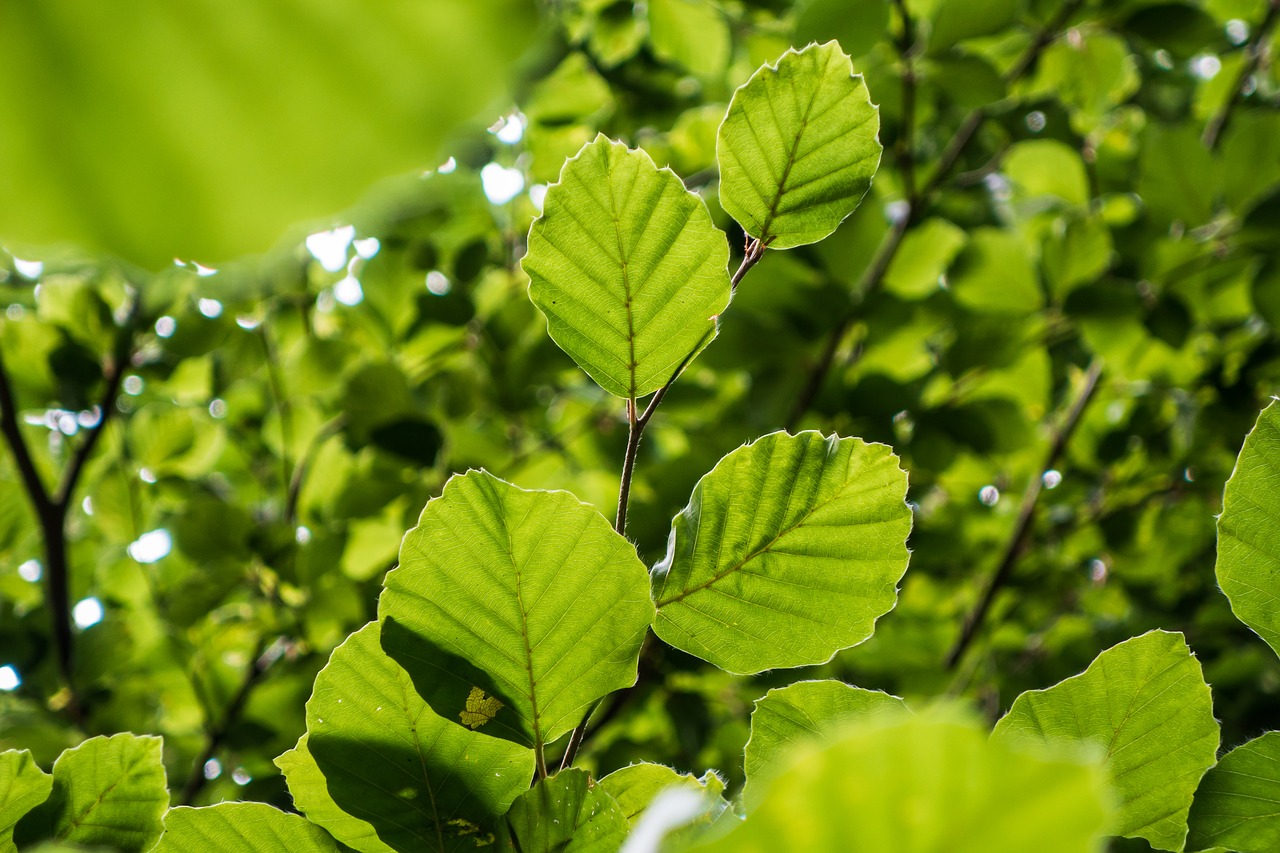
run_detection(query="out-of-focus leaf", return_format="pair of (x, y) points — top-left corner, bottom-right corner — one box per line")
(495, 768), (629, 852)
(792, 0), (890, 59)
(649, 0), (731, 77)
(154, 803), (338, 853)
(1187, 731), (1280, 852)
(0, 1), (537, 267)
(718, 42), (882, 249)
(524, 136), (731, 399)
(14, 734), (168, 852)
(883, 218), (967, 300)
(993, 630), (1219, 851)
(948, 228), (1042, 314)
(926, 0), (1023, 53)
(380, 471), (655, 749)
(652, 431), (912, 675)
(743, 680), (908, 807)
(1216, 400), (1280, 659)
(298, 622), (532, 853)
(692, 709), (1111, 852)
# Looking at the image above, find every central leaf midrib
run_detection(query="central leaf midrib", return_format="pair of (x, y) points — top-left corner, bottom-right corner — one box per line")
(604, 148), (639, 399)
(758, 56), (824, 241)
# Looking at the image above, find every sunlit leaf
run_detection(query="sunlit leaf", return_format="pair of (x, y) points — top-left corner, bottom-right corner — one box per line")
(495, 768), (629, 853)
(14, 734), (168, 852)
(154, 803), (338, 853)
(692, 709), (1111, 852)
(0, 750), (52, 847)
(524, 135), (731, 399)
(1187, 731), (1280, 852)
(1216, 400), (1280, 659)
(597, 763), (726, 825)
(275, 737), (394, 853)
(652, 431), (911, 675)
(380, 470), (655, 750)
(717, 41), (882, 249)
(0, 1), (536, 267)
(296, 622), (532, 853)
(993, 630), (1219, 851)
(743, 680), (907, 808)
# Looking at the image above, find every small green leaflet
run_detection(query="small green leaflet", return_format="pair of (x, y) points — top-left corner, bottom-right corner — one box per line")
(717, 41), (882, 249)
(992, 630), (1219, 851)
(652, 431), (911, 674)
(154, 803), (338, 853)
(1187, 731), (1280, 852)
(13, 733), (168, 852)
(1216, 400), (1280, 659)
(495, 768), (629, 852)
(524, 135), (731, 399)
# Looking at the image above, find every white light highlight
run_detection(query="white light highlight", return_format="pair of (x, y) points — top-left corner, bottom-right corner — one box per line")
(425, 271), (451, 296)
(1191, 54), (1222, 80)
(0, 666), (19, 691)
(13, 258), (43, 280)
(493, 113), (525, 144)
(481, 163), (525, 205)
(353, 237), (381, 259)
(155, 316), (177, 338)
(1042, 469), (1063, 489)
(18, 560), (42, 582)
(128, 529), (172, 564)
(72, 597), (104, 629)
(438, 156), (458, 174)
(529, 184), (548, 211)
(333, 276), (364, 306)
(979, 485), (1000, 507)
(306, 225), (356, 273)
(198, 298), (223, 318)
(203, 758), (222, 780)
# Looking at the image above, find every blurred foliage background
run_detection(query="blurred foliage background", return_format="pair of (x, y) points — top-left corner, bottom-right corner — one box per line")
(2, 0), (1279, 841)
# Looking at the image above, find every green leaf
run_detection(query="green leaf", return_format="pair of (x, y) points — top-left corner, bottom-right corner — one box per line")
(1216, 400), (1280, 659)
(948, 227), (1042, 315)
(380, 470), (655, 751)
(0, 750), (52, 847)
(793, 0), (890, 59)
(597, 763), (726, 825)
(652, 431), (912, 675)
(691, 708), (1111, 852)
(743, 680), (907, 808)
(275, 736), (394, 853)
(0, 1), (535, 268)
(154, 803), (338, 853)
(926, 0), (1023, 53)
(14, 734), (168, 852)
(495, 768), (629, 853)
(298, 622), (533, 853)
(992, 630), (1219, 851)
(523, 135), (731, 399)
(1187, 731), (1280, 852)
(717, 41), (882, 249)
(648, 0), (731, 78)
(882, 218), (967, 299)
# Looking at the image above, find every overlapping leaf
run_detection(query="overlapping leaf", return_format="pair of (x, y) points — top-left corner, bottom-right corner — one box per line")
(275, 736), (393, 853)
(13, 734), (168, 852)
(651, 431), (911, 674)
(380, 470), (655, 750)
(992, 630), (1219, 851)
(692, 709), (1110, 852)
(597, 763), (725, 826)
(495, 769), (629, 853)
(1187, 731), (1280, 852)
(0, 750), (52, 846)
(717, 41), (882, 249)
(0, 0), (534, 267)
(524, 135), (731, 399)
(154, 804), (338, 853)
(1216, 400), (1280, 658)
(291, 622), (532, 853)
(743, 680), (907, 807)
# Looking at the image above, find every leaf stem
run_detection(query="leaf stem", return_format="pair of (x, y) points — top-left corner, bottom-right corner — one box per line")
(1203, 0), (1280, 150)
(944, 358), (1103, 671)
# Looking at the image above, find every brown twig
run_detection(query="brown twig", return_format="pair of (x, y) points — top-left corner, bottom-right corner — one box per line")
(944, 358), (1104, 671)
(1203, 0), (1280, 150)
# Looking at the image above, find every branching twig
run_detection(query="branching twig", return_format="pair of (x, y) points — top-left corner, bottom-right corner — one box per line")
(1203, 0), (1280, 149)
(944, 358), (1103, 671)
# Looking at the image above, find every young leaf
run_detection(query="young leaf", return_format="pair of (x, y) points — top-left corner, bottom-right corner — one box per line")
(1187, 731), (1280, 852)
(597, 763), (726, 825)
(380, 470), (655, 752)
(13, 734), (168, 852)
(524, 135), (731, 399)
(743, 680), (907, 808)
(1217, 400), (1280, 659)
(691, 709), (1110, 852)
(651, 431), (911, 675)
(296, 622), (533, 853)
(154, 803), (338, 852)
(992, 630), (1219, 851)
(717, 41), (882, 249)
(275, 736), (393, 853)
(495, 768), (629, 852)
(0, 750), (52, 847)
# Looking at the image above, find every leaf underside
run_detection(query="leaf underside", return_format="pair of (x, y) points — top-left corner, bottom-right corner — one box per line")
(1187, 731), (1280, 853)
(155, 803), (339, 853)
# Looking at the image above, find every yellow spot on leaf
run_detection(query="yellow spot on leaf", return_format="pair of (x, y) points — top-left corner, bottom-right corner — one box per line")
(460, 686), (503, 729)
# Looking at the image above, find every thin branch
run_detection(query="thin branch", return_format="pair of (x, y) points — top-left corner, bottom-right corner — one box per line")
(1203, 0), (1280, 149)
(944, 358), (1104, 671)
(286, 414), (347, 525)
(0, 351), (54, 517)
(615, 399), (640, 534)
(179, 637), (289, 804)
(892, 0), (920, 205)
